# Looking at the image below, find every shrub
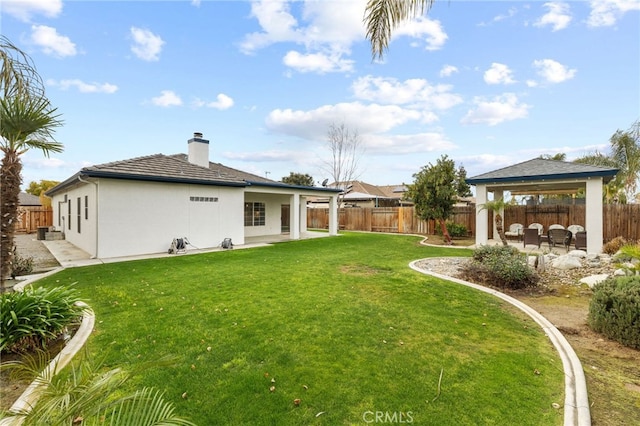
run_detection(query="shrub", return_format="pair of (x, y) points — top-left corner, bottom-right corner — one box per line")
(603, 236), (627, 255)
(435, 221), (469, 238)
(0, 285), (85, 353)
(613, 243), (640, 275)
(588, 276), (640, 349)
(11, 252), (34, 277)
(461, 245), (539, 290)
(471, 244), (520, 263)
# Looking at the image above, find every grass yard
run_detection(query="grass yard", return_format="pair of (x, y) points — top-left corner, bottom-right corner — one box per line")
(35, 232), (564, 425)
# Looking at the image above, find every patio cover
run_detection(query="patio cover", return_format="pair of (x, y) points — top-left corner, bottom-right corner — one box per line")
(466, 158), (619, 253)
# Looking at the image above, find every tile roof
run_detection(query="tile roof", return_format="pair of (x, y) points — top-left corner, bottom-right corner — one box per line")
(81, 154), (246, 185)
(169, 154), (274, 184)
(467, 158), (619, 184)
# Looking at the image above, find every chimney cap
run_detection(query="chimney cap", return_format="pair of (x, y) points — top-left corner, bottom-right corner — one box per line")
(193, 132), (203, 139)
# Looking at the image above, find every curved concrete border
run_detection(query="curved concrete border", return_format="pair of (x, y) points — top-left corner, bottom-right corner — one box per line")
(409, 260), (590, 426)
(1, 302), (95, 424)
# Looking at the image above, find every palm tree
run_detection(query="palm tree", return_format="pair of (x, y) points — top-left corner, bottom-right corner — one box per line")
(364, 0), (436, 59)
(479, 198), (508, 246)
(1, 37), (63, 288)
(609, 124), (640, 201)
(1, 350), (195, 425)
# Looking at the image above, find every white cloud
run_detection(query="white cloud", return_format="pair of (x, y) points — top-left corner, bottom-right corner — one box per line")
(439, 65), (459, 77)
(266, 102), (425, 140)
(193, 93), (234, 110)
(478, 7), (518, 26)
(283, 50), (354, 73)
(461, 93), (530, 126)
(351, 75), (462, 110)
(48, 79), (118, 94)
(393, 16), (448, 51)
(239, 0), (304, 53)
(533, 59), (576, 83)
(534, 2), (572, 31)
(1, 0), (62, 22)
(130, 27), (164, 61)
(151, 90), (182, 107)
(30, 25), (76, 57)
(484, 63), (516, 85)
(587, 0), (640, 27)
(364, 132), (457, 154)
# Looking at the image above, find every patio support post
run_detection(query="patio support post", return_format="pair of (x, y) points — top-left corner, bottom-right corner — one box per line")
(291, 193), (301, 240)
(475, 184), (488, 246)
(328, 194), (338, 236)
(585, 178), (604, 253)
(299, 196), (308, 235)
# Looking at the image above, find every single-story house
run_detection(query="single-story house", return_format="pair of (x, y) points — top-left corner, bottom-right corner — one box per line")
(46, 133), (341, 259)
(309, 181), (411, 208)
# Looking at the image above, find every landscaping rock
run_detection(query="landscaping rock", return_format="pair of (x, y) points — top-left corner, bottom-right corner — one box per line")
(579, 274), (610, 288)
(550, 255), (583, 270)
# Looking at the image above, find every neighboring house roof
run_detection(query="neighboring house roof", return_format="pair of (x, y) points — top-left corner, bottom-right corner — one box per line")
(466, 158), (619, 185)
(19, 192), (42, 206)
(377, 184), (408, 199)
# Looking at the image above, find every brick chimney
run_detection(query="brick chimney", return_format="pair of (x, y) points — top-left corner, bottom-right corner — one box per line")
(188, 132), (210, 168)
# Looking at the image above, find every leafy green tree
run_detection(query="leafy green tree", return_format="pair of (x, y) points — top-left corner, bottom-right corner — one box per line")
(1, 36), (64, 288)
(406, 155), (471, 244)
(281, 172), (314, 186)
(364, 0), (435, 59)
(26, 179), (59, 207)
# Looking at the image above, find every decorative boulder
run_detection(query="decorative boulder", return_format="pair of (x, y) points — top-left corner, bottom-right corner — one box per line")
(550, 254), (583, 270)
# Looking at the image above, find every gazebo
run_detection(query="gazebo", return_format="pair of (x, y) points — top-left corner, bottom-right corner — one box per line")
(466, 158), (619, 253)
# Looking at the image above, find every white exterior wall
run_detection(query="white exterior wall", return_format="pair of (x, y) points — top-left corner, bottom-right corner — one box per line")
(243, 192), (289, 237)
(96, 180), (244, 258)
(50, 181), (98, 257)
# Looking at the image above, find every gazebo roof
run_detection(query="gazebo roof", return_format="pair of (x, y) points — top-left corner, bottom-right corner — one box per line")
(466, 158), (619, 194)
(467, 158), (619, 184)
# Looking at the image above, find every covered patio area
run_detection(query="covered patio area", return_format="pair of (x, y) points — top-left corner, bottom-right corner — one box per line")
(466, 158), (619, 253)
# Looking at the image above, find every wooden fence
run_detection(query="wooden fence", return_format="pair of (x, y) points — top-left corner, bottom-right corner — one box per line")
(17, 207), (53, 233)
(307, 204), (640, 242)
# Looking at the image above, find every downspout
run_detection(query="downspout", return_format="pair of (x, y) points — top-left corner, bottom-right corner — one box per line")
(77, 175), (98, 259)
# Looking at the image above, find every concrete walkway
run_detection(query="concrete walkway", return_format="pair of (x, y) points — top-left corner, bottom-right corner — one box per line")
(37, 231), (332, 268)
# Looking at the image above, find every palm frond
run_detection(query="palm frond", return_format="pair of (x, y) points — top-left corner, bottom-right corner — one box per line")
(364, 0), (435, 60)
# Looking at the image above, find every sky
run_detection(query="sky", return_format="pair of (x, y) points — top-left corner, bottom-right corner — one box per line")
(2, 0), (639, 190)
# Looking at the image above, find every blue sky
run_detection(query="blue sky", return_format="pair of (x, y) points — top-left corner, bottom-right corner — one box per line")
(2, 0), (639, 189)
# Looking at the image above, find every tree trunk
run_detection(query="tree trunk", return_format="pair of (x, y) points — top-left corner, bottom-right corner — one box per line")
(495, 213), (508, 246)
(1, 151), (22, 289)
(439, 219), (452, 245)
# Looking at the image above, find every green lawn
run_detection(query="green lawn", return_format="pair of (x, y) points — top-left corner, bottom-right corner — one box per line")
(37, 232), (563, 425)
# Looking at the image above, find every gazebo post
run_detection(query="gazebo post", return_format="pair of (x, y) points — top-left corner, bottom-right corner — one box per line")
(475, 184), (488, 246)
(585, 179), (604, 253)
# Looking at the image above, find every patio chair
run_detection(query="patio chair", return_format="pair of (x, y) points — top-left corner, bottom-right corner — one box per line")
(547, 228), (572, 252)
(523, 228), (541, 248)
(575, 231), (587, 251)
(505, 223), (524, 241)
(527, 222), (544, 235)
(548, 224), (565, 230)
(567, 224), (585, 239)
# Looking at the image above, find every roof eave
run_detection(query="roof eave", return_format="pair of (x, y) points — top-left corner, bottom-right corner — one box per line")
(466, 169), (619, 186)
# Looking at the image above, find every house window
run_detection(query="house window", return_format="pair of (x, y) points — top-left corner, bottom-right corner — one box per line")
(67, 199), (71, 230)
(77, 197), (81, 233)
(85, 196), (88, 219)
(244, 202), (265, 226)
